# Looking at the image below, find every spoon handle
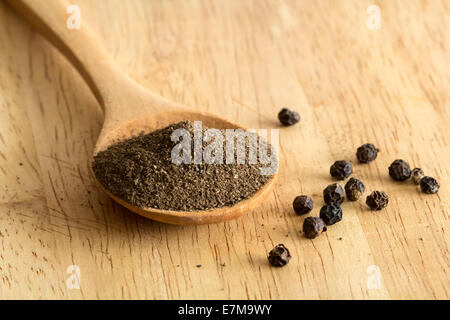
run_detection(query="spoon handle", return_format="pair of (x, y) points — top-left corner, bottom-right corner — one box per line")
(6, 0), (123, 108)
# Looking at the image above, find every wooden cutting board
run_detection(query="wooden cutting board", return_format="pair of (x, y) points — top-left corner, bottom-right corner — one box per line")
(0, 0), (448, 299)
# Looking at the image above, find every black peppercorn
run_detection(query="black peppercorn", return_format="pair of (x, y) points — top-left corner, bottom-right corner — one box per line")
(356, 143), (379, 163)
(389, 159), (411, 181)
(278, 108), (300, 126)
(293, 195), (314, 215)
(268, 244), (291, 267)
(411, 168), (425, 185)
(319, 203), (343, 225)
(323, 183), (345, 204)
(330, 160), (353, 180)
(366, 191), (389, 210)
(420, 176), (440, 194)
(303, 217), (327, 239)
(344, 177), (365, 201)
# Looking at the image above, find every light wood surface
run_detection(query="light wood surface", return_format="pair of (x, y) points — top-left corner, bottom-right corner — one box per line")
(0, 0), (448, 299)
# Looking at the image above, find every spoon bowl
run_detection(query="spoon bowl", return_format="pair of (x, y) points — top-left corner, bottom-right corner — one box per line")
(94, 104), (277, 225)
(8, 0), (278, 225)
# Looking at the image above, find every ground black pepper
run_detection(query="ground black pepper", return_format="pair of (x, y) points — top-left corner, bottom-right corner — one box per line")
(92, 121), (274, 211)
(268, 244), (291, 267)
(412, 168), (425, 185)
(389, 159), (411, 181)
(356, 143), (379, 163)
(420, 176), (440, 194)
(293, 195), (314, 215)
(278, 108), (300, 126)
(302, 217), (327, 239)
(344, 177), (365, 201)
(330, 160), (353, 180)
(319, 203), (343, 225)
(323, 183), (345, 204)
(366, 191), (389, 210)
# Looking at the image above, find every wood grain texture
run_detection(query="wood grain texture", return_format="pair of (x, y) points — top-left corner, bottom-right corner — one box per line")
(0, 0), (448, 299)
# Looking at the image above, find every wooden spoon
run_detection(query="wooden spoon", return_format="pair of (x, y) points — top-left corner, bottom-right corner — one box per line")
(7, 0), (278, 225)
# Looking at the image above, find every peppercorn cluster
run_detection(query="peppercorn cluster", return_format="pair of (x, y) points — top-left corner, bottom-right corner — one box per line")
(288, 143), (390, 255)
(388, 160), (440, 194)
(268, 115), (441, 267)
